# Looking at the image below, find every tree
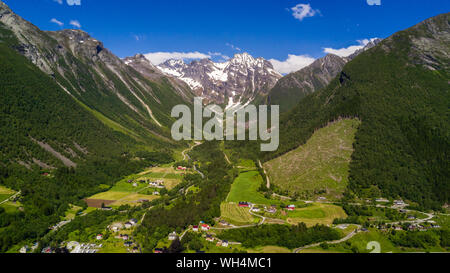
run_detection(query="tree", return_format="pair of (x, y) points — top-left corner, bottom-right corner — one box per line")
(169, 238), (183, 253)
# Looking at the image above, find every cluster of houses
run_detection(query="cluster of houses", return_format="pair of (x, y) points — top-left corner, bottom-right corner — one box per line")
(372, 221), (441, 232)
(149, 180), (165, 189)
(373, 198), (408, 206)
(108, 218), (138, 233)
(192, 223), (211, 232)
(203, 234), (229, 247)
(127, 178), (166, 191)
(239, 201), (296, 213)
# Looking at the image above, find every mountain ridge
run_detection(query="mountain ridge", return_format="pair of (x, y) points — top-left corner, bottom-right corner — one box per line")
(150, 52), (282, 106)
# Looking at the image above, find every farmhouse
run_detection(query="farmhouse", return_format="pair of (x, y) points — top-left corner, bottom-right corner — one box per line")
(96, 234), (103, 240)
(219, 220), (231, 226)
(193, 225), (199, 232)
(116, 234), (129, 240)
(394, 200), (406, 206)
(109, 223), (123, 232)
(129, 219), (138, 225)
(222, 240), (229, 247)
(287, 205), (295, 211)
(201, 224), (210, 231)
(239, 202), (249, 208)
(124, 222), (132, 229)
(266, 207), (277, 213)
(206, 234), (214, 242)
(149, 181), (165, 189)
(19, 246), (29, 253)
(168, 232), (178, 241)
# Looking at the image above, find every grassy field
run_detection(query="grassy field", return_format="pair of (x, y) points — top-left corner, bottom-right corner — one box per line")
(303, 228), (400, 253)
(0, 201), (21, 213)
(220, 203), (256, 225)
(226, 170), (309, 207)
(0, 185), (15, 203)
(238, 159), (256, 169)
(264, 118), (360, 200)
(286, 203), (347, 226)
(86, 166), (185, 207)
(226, 170), (275, 205)
(248, 246), (291, 253)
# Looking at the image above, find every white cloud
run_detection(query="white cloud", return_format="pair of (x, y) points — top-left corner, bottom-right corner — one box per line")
(208, 52), (230, 62)
(269, 54), (316, 74)
(323, 38), (379, 57)
(226, 43), (241, 51)
(291, 3), (319, 21)
(67, 0), (81, 5)
(144, 52), (213, 65)
(69, 20), (81, 28)
(367, 0), (381, 6)
(54, 0), (63, 4)
(50, 18), (64, 27)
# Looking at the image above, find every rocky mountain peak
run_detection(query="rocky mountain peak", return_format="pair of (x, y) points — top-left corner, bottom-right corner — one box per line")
(154, 52), (281, 105)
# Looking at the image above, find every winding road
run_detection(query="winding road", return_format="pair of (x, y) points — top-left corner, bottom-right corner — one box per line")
(182, 142), (205, 178)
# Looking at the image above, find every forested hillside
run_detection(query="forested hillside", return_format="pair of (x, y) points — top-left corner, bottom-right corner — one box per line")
(227, 13), (449, 209)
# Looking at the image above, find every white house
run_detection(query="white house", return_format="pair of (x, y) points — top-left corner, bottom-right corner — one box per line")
(168, 232), (178, 241)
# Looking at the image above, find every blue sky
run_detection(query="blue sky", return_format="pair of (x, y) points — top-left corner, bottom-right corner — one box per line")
(4, 0), (449, 73)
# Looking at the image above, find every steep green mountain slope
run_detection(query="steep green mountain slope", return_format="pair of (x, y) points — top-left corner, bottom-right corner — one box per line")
(0, 1), (193, 250)
(273, 13), (450, 209)
(0, 23), (174, 251)
(264, 118), (361, 200)
(227, 13), (449, 209)
(0, 1), (193, 149)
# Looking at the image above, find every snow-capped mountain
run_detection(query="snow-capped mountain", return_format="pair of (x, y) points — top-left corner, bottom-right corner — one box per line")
(154, 53), (282, 106)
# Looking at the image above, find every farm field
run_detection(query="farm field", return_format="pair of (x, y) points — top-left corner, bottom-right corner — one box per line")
(264, 118), (360, 200)
(220, 202), (257, 225)
(226, 170), (275, 205)
(248, 246), (291, 253)
(226, 170), (305, 207)
(285, 203), (347, 226)
(0, 185), (15, 203)
(85, 166), (186, 208)
(0, 201), (21, 213)
(301, 228), (400, 253)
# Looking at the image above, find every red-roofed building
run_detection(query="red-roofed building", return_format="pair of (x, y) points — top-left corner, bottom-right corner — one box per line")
(201, 224), (210, 231)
